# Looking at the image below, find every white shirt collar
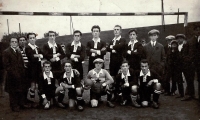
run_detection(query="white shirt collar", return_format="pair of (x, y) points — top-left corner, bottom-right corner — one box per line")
(63, 70), (74, 78)
(121, 69), (131, 79)
(128, 40), (138, 46)
(140, 69), (151, 76)
(150, 41), (156, 45)
(11, 46), (16, 52)
(43, 71), (53, 79)
(92, 38), (100, 43)
(28, 43), (38, 50)
(48, 41), (57, 48)
(113, 35), (121, 41)
(71, 41), (81, 47)
(93, 69), (103, 76)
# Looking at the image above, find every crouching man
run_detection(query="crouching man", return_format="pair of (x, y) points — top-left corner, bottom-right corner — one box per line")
(135, 59), (162, 109)
(58, 61), (85, 111)
(85, 58), (115, 108)
(115, 60), (141, 108)
(38, 61), (64, 110)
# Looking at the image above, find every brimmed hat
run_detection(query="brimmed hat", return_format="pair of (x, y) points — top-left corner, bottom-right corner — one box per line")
(93, 58), (104, 64)
(165, 35), (175, 40)
(148, 29), (160, 35)
(175, 34), (186, 39)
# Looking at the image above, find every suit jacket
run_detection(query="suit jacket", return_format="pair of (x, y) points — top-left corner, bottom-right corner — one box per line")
(115, 69), (136, 94)
(188, 36), (200, 64)
(124, 41), (145, 70)
(144, 42), (165, 67)
(43, 43), (65, 71)
(86, 40), (106, 71)
(3, 47), (25, 92)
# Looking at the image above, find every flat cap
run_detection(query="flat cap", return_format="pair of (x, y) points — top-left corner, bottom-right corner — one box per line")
(175, 34), (186, 39)
(93, 58), (104, 64)
(148, 29), (160, 35)
(165, 35), (175, 40)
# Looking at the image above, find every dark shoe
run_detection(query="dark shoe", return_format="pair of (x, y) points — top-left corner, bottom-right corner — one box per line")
(181, 96), (192, 101)
(44, 102), (50, 110)
(132, 100), (141, 108)
(12, 106), (20, 112)
(107, 101), (115, 108)
(58, 102), (65, 108)
(152, 102), (159, 109)
(171, 92), (176, 96)
(20, 104), (31, 109)
(176, 95), (184, 98)
(77, 105), (84, 111)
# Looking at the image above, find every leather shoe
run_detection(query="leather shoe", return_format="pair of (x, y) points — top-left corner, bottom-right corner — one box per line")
(132, 101), (141, 108)
(107, 101), (115, 108)
(120, 100), (127, 106)
(181, 96), (192, 101)
(152, 102), (159, 109)
(58, 102), (65, 108)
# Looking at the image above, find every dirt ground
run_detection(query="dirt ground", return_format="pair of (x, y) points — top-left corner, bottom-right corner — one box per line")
(0, 60), (200, 120)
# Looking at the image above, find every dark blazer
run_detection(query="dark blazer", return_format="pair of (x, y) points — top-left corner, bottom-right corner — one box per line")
(107, 37), (126, 76)
(124, 41), (145, 70)
(2, 47), (25, 92)
(134, 69), (160, 87)
(144, 42), (165, 67)
(66, 42), (85, 79)
(115, 69), (136, 94)
(86, 40), (106, 71)
(43, 43), (65, 71)
(25, 45), (43, 83)
(188, 36), (200, 64)
(38, 72), (56, 96)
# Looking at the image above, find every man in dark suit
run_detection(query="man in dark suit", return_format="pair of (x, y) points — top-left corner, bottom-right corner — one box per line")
(86, 25), (107, 71)
(107, 25), (126, 77)
(66, 30), (85, 80)
(43, 31), (65, 79)
(144, 29), (165, 86)
(2, 37), (27, 112)
(189, 25), (200, 102)
(124, 29), (145, 71)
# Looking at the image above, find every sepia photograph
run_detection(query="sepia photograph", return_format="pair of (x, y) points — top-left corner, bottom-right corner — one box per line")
(0, 0), (200, 119)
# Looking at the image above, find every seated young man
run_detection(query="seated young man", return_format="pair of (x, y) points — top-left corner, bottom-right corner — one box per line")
(58, 61), (85, 111)
(85, 58), (115, 108)
(115, 60), (140, 108)
(135, 59), (162, 109)
(38, 61), (64, 110)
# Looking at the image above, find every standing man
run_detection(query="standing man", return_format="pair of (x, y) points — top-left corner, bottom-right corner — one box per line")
(144, 29), (165, 85)
(107, 25), (126, 77)
(25, 33), (43, 107)
(66, 30), (85, 80)
(2, 37), (27, 112)
(124, 29), (144, 71)
(86, 25), (107, 71)
(43, 31), (65, 79)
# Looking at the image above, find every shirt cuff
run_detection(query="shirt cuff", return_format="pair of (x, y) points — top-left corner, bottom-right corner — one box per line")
(96, 50), (101, 55)
(56, 57), (60, 61)
(112, 50), (116, 53)
(74, 58), (78, 62)
(41, 94), (46, 99)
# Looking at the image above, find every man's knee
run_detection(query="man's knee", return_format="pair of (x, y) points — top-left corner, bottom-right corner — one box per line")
(76, 87), (83, 96)
(154, 83), (162, 94)
(131, 85), (138, 95)
(91, 99), (98, 107)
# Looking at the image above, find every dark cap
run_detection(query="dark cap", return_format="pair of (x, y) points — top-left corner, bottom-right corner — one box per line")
(148, 29), (160, 35)
(165, 35), (175, 40)
(93, 58), (104, 64)
(175, 34), (186, 39)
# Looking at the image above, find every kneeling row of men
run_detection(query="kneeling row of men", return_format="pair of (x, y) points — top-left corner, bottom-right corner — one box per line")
(36, 58), (162, 111)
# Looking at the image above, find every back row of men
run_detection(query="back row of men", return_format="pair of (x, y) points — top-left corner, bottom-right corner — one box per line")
(2, 24), (200, 112)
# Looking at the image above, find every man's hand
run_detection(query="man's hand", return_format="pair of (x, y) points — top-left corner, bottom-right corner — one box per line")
(127, 50), (131, 54)
(147, 79), (158, 86)
(124, 82), (129, 87)
(73, 69), (80, 76)
(134, 49), (137, 52)
(50, 57), (56, 62)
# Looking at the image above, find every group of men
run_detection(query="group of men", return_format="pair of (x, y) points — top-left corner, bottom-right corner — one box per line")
(1, 24), (200, 112)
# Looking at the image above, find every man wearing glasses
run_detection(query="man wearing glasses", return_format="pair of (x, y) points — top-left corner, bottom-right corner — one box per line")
(2, 37), (28, 112)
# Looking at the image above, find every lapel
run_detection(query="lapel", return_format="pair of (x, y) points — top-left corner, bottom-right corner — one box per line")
(10, 47), (18, 58)
(91, 41), (95, 49)
(97, 41), (101, 49)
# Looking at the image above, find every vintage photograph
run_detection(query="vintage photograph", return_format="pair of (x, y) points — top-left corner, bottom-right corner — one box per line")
(0, 0), (200, 119)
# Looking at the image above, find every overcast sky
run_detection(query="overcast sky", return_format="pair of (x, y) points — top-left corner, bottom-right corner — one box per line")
(0, 0), (200, 39)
